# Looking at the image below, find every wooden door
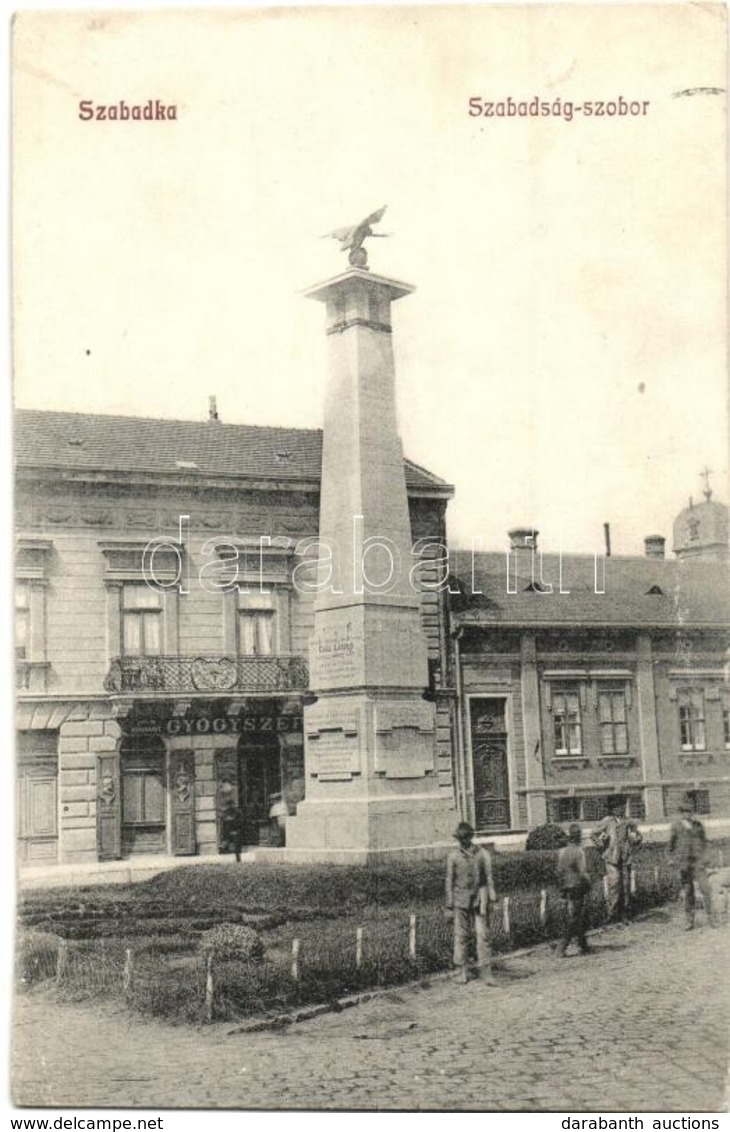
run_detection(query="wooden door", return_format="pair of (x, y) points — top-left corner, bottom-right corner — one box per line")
(120, 737), (166, 855)
(470, 698), (511, 831)
(17, 764), (58, 864)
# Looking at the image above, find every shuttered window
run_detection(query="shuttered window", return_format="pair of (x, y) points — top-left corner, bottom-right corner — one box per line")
(678, 689), (706, 752)
(553, 689), (582, 755)
(598, 688), (629, 755)
(122, 584), (162, 657)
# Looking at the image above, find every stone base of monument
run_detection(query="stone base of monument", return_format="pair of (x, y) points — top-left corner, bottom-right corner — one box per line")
(258, 794), (456, 864)
(252, 843), (453, 865)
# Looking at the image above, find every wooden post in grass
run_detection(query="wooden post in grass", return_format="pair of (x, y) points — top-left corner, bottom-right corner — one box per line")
(355, 926), (363, 969)
(502, 896), (511, 938)
(122, 948), (133, 993)
(409, 914), (417, 961)
(291, 939), (300, 983)
(653, 865), (659, 888)
(204, 953), (214, 1025)
(539, 889), (548, 928)
(55, 940), (68, 987)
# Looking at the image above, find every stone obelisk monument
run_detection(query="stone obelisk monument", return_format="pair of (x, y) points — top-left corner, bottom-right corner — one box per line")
(286, 209), (454, 860)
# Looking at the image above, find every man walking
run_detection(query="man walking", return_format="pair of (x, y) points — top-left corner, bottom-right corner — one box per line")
(669, 795), (715, 930)
(556, 823), (593, 957)
(445, 821), (497, 984)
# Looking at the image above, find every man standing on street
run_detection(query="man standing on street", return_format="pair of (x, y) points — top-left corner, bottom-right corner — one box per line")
(592, 799), (641, 924)
(669, 795), (715, 930)
(445, 821), (498, 984)
(556, 823), (593, 957)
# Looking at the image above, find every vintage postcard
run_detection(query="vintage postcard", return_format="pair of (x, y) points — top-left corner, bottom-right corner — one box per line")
(9, 3), (728, 1122)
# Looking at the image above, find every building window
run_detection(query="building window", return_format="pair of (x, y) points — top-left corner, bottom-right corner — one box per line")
(722, 692), (730, 749)
(122, 584), (162, 657)
(598, 688), (629, 755)
(685, 789), (710, 816)
(238, 592), (276, 656)
(15, 584), (30, 660)
(678, 689), (706, 751)
(553, 689), (582, 755)
(554, 796), (580, 823)
(549, 793), (645, 823)
(627, 794), (646, 820)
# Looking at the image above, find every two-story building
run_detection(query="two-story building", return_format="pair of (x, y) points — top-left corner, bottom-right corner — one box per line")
(15, 407), (454, 867)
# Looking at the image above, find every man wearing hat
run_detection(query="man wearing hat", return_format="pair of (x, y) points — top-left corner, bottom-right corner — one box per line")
(668, 794), (715, 930)
(445, 821), (498, 984)
(555, 823), (593, 957)
(591, 797), (643, 925)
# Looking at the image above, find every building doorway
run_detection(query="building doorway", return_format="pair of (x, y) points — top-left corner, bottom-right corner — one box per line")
(469, 697), (511, 832)
(17, 731), (58, 865)
(215, 733), (282, 848)
(238, 733), (282, 845)
(120, 735), (166, 855)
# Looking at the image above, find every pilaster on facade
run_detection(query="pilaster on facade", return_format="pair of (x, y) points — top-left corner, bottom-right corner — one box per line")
(520, 633), (547, 825)
(636, 633), (664, 821)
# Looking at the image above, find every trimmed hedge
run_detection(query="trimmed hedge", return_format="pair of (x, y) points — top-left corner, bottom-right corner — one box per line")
(199, 924), (265, 962)
(525, 824), (569, 851)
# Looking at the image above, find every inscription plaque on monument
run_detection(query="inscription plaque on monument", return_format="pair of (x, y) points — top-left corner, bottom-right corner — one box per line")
(309, 731), (362, 780)
(311, 621), (364, 685)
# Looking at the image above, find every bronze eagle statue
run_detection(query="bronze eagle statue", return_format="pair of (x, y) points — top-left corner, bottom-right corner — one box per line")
(322, 206), (389, 269)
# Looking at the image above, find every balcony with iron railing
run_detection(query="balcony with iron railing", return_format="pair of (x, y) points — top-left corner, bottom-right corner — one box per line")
(103, 654), (310, 695)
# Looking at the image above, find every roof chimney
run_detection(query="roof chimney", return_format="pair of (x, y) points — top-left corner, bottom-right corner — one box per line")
(508, 527), (538, 553)
(644, 534), (665, 559)
(208, 396), (220, 422)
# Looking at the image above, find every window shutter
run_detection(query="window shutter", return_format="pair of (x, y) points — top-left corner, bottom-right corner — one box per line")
(169, 750), (196, 856)
(97, 753), (122, 860)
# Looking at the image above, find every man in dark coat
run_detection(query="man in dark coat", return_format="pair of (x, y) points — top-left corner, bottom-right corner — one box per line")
(556, 823), (593, 957)
(669, 795), (715, 930)
(592, 802), (643, 924)
(220, 798), (245, 863)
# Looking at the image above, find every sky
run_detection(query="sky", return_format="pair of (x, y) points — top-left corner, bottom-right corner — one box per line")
(12, 4), (728, 556)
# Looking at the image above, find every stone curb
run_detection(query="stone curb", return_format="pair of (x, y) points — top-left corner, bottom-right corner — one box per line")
(224, 931), (580, 1037)
(223, 912), (673, 1037)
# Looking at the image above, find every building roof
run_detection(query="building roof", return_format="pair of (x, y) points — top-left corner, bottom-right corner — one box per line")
(450, 549), (730, 628)
(14, 409), (452, 494)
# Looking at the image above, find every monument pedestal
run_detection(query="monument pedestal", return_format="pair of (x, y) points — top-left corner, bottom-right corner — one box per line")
(283, 266), (455, 859)
(286, 689), (454, 857)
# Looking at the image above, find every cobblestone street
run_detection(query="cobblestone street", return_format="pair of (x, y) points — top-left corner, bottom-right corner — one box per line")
(12, 908), (729, 1112)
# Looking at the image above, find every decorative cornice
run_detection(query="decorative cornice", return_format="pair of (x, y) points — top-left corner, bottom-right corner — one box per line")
(326, 317), (392, 336)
